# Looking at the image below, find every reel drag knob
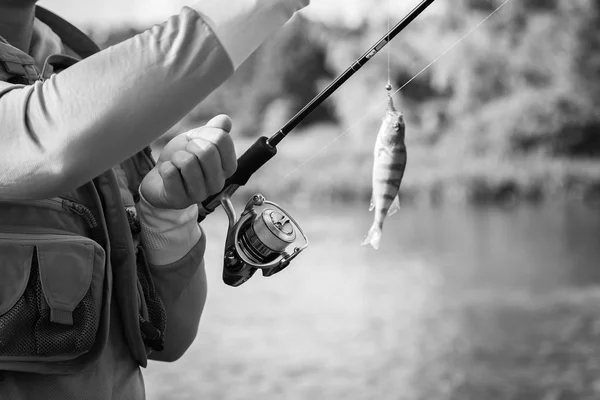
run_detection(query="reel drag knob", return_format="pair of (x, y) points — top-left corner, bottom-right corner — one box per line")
(241, 209), (297, 263)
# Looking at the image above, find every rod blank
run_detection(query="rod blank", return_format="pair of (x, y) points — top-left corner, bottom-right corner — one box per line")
(267, 0), (437, 147)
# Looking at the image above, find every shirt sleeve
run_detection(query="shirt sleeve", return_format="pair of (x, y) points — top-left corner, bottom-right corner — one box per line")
(0, 0), (309, 200)
(146, 228), (209, 362)
(192, 0), (310, 69)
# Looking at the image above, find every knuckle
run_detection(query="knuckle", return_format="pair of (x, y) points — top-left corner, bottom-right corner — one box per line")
(205, 140), (220, 155)
(181, 155), (199, 172)
(209, 129), (233, 152)
(187, 138), (218, 158)
(158, 161), (174, 177)
(184, 126), (205, 140)
(172, 150), (193, 164)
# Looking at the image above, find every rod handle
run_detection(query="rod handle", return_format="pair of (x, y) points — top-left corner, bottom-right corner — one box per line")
(197, 136), (277, 222)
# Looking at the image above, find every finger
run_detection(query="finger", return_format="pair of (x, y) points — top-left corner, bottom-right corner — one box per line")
(217, 134), (237, 178)
(186, 117), (237, 176)
(185, 114), (232, 139)
(170, 150), (207, 202)
(187, 135), (237, 179)
(185, 139), (226, 195)
(186, 128), (237, 175)
(157, 161), (187, 203)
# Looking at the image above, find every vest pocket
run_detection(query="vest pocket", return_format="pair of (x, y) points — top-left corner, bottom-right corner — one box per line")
(0, 233), (108, 372)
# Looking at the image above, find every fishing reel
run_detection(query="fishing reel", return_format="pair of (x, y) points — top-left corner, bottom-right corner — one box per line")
(220, 193), (308, 287)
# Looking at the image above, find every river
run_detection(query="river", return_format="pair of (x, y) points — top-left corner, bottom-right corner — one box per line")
(144, 203), (600, 400)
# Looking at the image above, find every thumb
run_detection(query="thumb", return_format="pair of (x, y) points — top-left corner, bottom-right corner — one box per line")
(203, 114), (233, 134)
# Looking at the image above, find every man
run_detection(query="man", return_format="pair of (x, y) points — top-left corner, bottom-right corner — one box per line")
(0, 0), (310, 398)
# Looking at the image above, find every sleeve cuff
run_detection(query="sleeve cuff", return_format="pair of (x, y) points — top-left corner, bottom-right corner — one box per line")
(190, 0), (310, 69)
(137, 189), (202, 266)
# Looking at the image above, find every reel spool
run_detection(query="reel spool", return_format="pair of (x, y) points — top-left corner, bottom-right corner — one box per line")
(220, 194), (308, 287)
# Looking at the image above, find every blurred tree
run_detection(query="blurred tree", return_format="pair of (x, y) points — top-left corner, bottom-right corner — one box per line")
(236, 15), (337, 136)
(418, 0), (600, 158)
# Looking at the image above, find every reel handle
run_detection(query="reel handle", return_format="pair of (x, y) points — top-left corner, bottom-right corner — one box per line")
(197, 136), (277, 222)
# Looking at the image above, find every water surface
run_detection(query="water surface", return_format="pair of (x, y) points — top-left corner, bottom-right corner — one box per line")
(145, 203), (600, 400)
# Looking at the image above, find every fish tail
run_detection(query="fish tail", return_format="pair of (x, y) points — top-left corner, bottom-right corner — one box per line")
(361, 222), (382, 250)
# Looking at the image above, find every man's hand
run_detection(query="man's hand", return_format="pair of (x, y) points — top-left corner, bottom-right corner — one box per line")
(140, 115), (237, 210)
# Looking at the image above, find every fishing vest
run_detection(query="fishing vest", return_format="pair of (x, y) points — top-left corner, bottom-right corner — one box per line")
(0, 7), (167, 374)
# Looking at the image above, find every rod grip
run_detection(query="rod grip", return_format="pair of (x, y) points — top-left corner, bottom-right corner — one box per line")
(228, 136), (277, 187)
(198, 136), (277, 221)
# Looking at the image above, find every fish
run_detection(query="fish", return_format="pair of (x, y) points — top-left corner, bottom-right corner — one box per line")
(362, 96), (407, 250)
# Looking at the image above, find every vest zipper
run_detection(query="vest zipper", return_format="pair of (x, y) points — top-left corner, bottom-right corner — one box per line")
(60, 198), (104, 245)
(61, 198), (99, 230)
(1, 197), (99, 233)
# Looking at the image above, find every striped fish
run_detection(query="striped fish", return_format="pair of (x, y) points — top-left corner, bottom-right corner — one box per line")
(362, 96), (407, 250)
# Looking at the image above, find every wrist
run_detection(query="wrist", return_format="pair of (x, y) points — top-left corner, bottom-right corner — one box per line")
(137, 189), (202, 265)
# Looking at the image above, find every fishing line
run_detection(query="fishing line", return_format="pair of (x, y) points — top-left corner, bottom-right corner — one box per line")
(283, 0), (513, 180)
(387, 0), (392, 88)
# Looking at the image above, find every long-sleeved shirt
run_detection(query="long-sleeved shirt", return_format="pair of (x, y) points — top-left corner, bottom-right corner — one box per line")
(0, 1), (309, 399)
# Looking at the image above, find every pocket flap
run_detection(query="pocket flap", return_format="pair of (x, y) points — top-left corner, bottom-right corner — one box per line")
(37, 242), (95, 325)
(0, 244), (33, 315)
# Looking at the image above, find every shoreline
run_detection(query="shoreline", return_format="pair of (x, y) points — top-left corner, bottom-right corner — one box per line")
(152, 124), (600, 210)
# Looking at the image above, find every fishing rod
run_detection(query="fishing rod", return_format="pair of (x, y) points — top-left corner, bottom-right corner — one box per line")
(200, 0), (436, 216)
(200, 0), (437, 287)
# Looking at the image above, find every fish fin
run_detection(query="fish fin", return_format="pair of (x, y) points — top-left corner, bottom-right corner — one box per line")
(387, 195), (401, 217)
(369, 196), (375, 212)
(361, 224), (382, 250)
